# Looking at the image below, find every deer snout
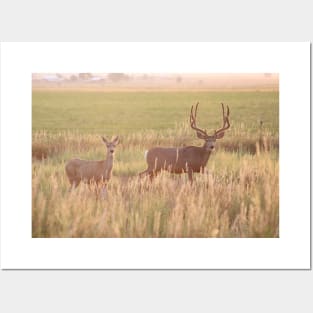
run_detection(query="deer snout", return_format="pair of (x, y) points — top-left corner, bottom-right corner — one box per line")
(206, 143), (215, 151)
(110, 149), (114, 154)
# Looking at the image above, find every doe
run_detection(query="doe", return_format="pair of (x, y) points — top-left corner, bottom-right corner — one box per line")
(65, 136), (119, 189)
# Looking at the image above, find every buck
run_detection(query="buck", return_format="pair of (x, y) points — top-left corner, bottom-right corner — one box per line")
(139, 103), (230, 182)
(65, 136), (119, 189)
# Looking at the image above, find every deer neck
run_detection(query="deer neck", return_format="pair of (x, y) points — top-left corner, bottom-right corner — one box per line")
(105, 152), (114, 170)
(201, 143), (212, 165)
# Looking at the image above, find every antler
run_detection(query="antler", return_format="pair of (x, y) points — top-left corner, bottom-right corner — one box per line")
(214, 103), (230, 137)
(190, 102), (209, 139)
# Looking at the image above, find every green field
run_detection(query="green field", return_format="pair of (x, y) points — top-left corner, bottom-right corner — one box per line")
(32, 89), (279, 238)
(32, 90), (278, 134)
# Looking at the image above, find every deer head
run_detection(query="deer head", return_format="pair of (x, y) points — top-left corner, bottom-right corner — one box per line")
(190, 102), (230, 151)
(101, 136), (119, 155)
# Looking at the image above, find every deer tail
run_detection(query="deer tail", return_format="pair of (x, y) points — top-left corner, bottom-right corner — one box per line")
(144, 150), (149, 160)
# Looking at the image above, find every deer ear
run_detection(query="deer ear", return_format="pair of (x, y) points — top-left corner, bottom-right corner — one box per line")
(196, 131), (208, 139)
(101, 136), (108, 144)
(113, 136), (119, 145)
(215, 132), (225, 139)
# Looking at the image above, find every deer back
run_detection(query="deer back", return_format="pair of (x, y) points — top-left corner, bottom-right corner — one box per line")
(146, 146), (209, 172)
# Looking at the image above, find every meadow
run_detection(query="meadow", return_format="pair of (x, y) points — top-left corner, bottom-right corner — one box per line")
(32, 89), (279, 238)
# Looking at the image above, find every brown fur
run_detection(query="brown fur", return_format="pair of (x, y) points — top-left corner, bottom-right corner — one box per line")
(139, 103), (230, 182)
(65, 136), (119, 188)
(139, 141), (214, 182)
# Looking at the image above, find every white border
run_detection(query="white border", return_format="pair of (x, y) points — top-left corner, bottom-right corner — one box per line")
(0, 42), (310, 269)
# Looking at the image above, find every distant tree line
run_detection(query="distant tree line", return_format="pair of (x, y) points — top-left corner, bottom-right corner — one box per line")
(68, 73), (131, 82)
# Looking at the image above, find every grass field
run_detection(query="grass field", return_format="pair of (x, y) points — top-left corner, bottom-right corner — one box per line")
(32, 89), (279, 238)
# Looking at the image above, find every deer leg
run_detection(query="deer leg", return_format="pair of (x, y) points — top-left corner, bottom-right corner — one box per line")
(139, 167), (158, 182)
(93, 182), (104, 199)
(149, 171), (155, 181)
(139, 169), (150, 178)
(100, 185), (108, 199)
(149, 169), (161, 181)
(187, 168), (193, 184)
(69, 178), (80, 190)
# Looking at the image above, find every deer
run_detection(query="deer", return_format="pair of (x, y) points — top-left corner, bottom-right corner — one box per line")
(139, 103), (230, 183)
(65, 136), (119, 191)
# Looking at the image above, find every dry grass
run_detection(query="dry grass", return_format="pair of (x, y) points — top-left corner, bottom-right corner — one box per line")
(32, 89), (279, 237)
(32, 126), (279, 238)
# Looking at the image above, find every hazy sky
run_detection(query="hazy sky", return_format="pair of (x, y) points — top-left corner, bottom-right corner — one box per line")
(32, 73), (279, 90)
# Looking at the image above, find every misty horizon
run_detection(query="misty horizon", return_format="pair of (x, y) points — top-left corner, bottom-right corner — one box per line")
(32, 73), (279, 90)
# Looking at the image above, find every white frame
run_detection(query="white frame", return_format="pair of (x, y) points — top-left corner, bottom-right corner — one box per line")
(0, 42), (310, 269)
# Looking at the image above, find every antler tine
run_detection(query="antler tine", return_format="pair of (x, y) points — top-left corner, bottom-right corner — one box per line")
(189, 102), (197, 127)
(223, 103), (230, 120)
(221, 102), (225, 117)
(221, 102), (230, 121)
(194, 102), (199, 119)
(189, 102), (199, 125)
(215, 103), (230, 136)
(189, 102), (208, 138)
(190, 104), (195, 126)
(225, 105), (230, 125)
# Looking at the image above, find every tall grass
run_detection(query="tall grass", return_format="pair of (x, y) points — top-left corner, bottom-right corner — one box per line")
(32, 126), (279, 238)
(32, 90), (279, 238)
